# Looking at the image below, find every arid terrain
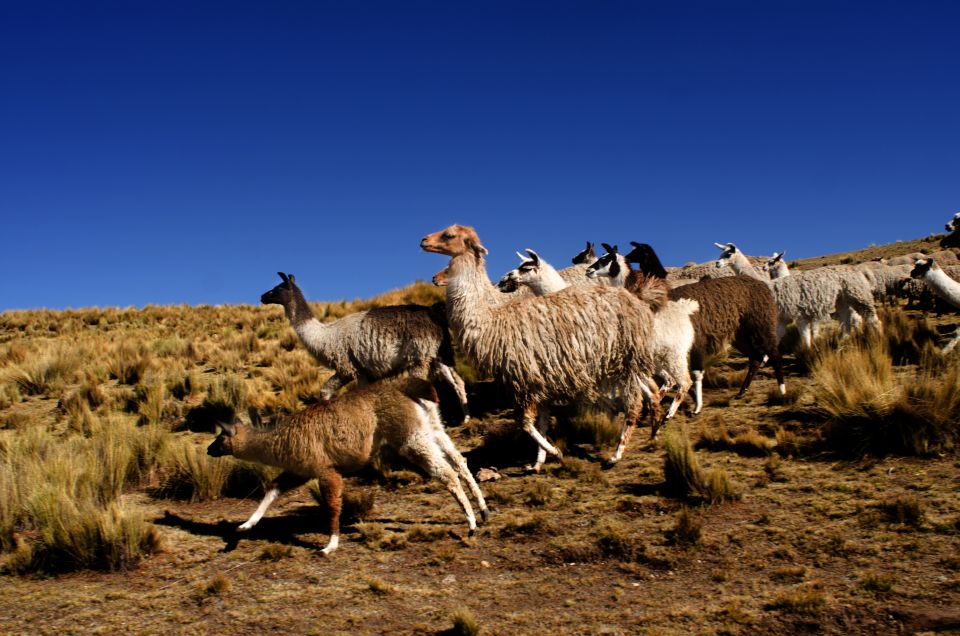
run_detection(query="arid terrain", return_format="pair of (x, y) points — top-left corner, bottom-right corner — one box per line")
(1, 235), (958, 635)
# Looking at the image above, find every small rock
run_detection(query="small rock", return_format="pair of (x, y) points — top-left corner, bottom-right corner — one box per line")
(477, 468), (501, 482)
(480, 560), (491, 568)
(442, 574), (457, 585)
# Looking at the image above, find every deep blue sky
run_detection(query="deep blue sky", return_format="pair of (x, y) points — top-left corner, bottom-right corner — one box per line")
(2, 1), (958, 310)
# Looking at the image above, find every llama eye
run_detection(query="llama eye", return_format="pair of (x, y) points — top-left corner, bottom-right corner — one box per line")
(441, 233), (454, 240)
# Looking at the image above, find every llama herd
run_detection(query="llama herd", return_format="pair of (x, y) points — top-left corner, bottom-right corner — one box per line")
(207, 217), (960, 555)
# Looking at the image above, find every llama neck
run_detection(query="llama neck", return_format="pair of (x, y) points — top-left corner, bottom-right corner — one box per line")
(231, 428), (278, 465)
(925, 267), (960, 306)
(445, 253), (497, 338)
(728, 252), (767, 281)
(285, 287), (330, 351)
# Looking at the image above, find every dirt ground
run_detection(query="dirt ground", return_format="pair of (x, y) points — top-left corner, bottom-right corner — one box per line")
(2, 356), (958, 636)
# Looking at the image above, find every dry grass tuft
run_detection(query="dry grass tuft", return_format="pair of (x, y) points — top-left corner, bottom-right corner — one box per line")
(663, 425), (706, 499)
(876, 495), (925, 527)
(665, 506), (701, 547)
(811, 336), (960, 456)
(366, 578), (396, 595)
(858, 571), (896, 594)
(449, 606), (481, 636)
(201, 572), (231, 595)
(259, 544), (294, 561)
(355, 522), (408, 551)
(664, 425), (739, 503)
(764, 585), (826, 615)
(696, 416), (775, 457)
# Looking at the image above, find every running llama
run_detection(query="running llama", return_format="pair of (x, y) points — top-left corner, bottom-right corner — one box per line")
(207, 377), (488, 555)
(261, 272), (470, 420)
(714, 242), (880, 348)
(420, 224), (660, 470)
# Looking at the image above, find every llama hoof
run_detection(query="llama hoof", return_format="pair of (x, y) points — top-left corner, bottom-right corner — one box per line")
(522, 464), (541, 474)
(468, 527), (476, 538)
(479, 508), (490, 524)
(601, 457), (619, 470)
(236, 523), (252, 532)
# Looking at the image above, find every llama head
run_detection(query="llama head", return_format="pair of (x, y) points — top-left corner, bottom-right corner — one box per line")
(207, 420), (245, 457)
(571, 241), (596, 265)
(941, 231), (960, 249)
(714, 242), (740, 269)
(910, 258), (937, 279)
(946, 212), (960, 233)
(420, 225), (488, 260)
(586, 244), (621, 280)
(432, 267), (449, 287)
(762, 251), (785, 271)
(260, 272), (300, 306)
(624, 242), (668, 278)
(497, 249), (542, 293)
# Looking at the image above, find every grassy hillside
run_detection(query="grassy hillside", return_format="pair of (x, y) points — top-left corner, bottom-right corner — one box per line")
(0, 240), (958, 635)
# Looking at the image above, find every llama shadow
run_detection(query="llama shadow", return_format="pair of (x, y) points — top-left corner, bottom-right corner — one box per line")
(155, 505), (337, 553)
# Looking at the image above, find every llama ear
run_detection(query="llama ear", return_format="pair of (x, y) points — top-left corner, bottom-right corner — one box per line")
(525, 249), (540, 266)
(516, 251), (527, 262)
(278, 272), (288, 282)
(714, 243), (728, 250)
(218, 421), (237, 437)
(466, 238), (488, 258)
(601, 243), (614, 254)
(630, 241), (641, 248)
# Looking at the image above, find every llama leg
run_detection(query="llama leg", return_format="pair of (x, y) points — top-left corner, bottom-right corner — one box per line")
(797, 321), (814, 349)
(519, 405), (561, 472)
(435, 362), (471, 421)
(315, 469), (343, 556)
(399, 436), (477, 535)
(691, 369), (704, 414)
(238, 471), (309, 531)
(420, 399), (489, 522)
(737, 358), (763, 398)
(770, 352), (786, 395)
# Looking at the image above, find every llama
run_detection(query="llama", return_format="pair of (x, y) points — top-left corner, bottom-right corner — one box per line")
(420, 225), (661, 470)
(206, 377), (488, 555)
(910, 258), (960, 352)
(714, 242), (880, 348)
(498, 248), (699, 438)
(610, 242), (785, 413)
(261, 272), (470, 420)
